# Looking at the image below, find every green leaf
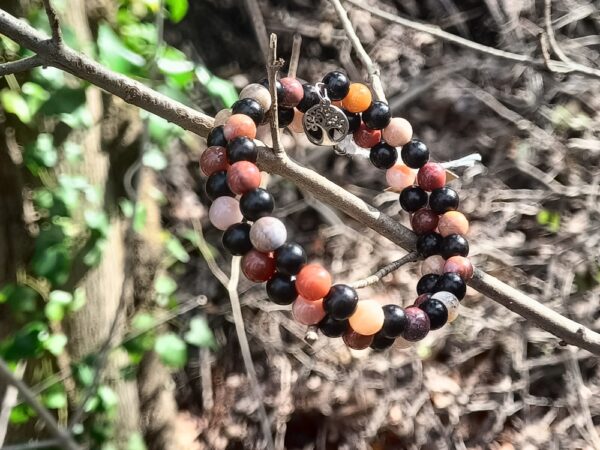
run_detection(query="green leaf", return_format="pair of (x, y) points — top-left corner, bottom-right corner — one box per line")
(9, 404), (35, 424)
(166, 0), (189, 23)
(97, 385), (119, 411)
(1, 284), (40, 314)
(133, 204), (147, 233)
(49, 290), (73, 305)
(32, 245), (71, 286)
(45, 301), (65, 322)
(43, 385), (67, 409)
(38, 87), (86, 115)
(127, 433), (148, 450)
(83, 239), (106, 267)
(73, 363), (95, 387)
(1, 89), (31, 123)
(132, 313), (156, 332)
(25, 133), (57, 169)
(154, 333), (187, 368)
(166, 235), (190, 263)
(3, 322), (48, 361)
(184, 316), (215, 349)
(43, 333), (68, 356)
(98, 24), (146, 74)
(63, 141), (83, 163)
(84, 210), (110, 236)
(154, 275), (177, 296)
(142, 147), (168, 170)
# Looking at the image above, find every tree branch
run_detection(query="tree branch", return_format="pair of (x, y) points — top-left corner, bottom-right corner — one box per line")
(350, 252), (419, 289)
(42, 0), (62, 44)
(0, 55), (42, 76)
(243, 0), (269, 62)
(267, 33), (285, 157)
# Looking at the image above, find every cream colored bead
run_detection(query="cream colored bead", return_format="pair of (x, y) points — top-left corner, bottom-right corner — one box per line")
(421, 255), (445, 276)
(209, 196), (243, 231)
(250, 216), (287, 252)
(431, 291), (460, 322)
(240, 83), (272, 112)
(214, 108), (232, 127)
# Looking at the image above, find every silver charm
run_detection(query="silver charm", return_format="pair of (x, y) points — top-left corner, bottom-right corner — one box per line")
(303, 83), (349, 146)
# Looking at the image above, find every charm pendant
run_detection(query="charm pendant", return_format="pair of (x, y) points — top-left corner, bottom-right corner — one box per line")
(303, 84), (349, 146)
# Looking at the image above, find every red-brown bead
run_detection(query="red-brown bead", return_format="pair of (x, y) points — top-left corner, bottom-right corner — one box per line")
(443, 256), (474, 280)
(226, 161), (261, 195)
(417, 163), (446, 191)
(353, 123), (381, 148)
(200, 146), (229, 176)
(411, 209), (439, 235)
(223, 114), (257, 141)
(279, 77), (304, 108)
(342, 328), (374, 350)
(241, 250), (275, 283)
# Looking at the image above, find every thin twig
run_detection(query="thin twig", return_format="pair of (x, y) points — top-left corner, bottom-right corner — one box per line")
(329, 0), (386, 102)
(243, 0), (269, 62)
(267, 34), (285, 157)
(0, 55), (42, 76)
(0, 359), (79, 450)
(42, 0), (62, 44)
(287, 33), (302, 79)
(0, 362), (25, 446)
(0, 439), (63, 450)
(350, 252), (419, 289)
(544, 0), (577, 66)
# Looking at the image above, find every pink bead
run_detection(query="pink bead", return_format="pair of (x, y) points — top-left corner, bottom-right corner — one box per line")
(226, 161), (261, 195)
(417, 163), (446, 191)
(200, 146), (229, 176)
(385, 164), (416, 192)
(279, 77), (304, 108)
(292, 297), (326, 325)
(443, 256), (474, 280)
(223, 114), (257, 141)
(208, 196), (243, 231)
(421, 255), (445, 275)
(382, 118), (413, 147)
(438, 211), (469, 237)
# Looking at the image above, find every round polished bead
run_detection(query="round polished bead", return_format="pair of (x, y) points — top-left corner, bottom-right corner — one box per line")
(438, 211), (469, 237)
(370, 333), (396, 351)
(348, 300), (385, 336)
(411, 209), (439, 235)
(323, 284), (358, 320)
(200, 146), (229, 176)
(413, 293), (432, 307)
(440, 234), (469, 259)
(227, 136), (258, 164)
(444, 256), (474, 280)
(431, 291), (460, 322)
(207, 125), (227, 147)
(342, 83), (372, 113)
(259, 78), (284, 103)
(279, 77), (304, 108)
(232, 98), (265, 125)
(342, 328), (373, 350)
(292, 296), (326, 325)
(402, 306), (430, 342)
(417, 163), (446, 192)
(275, 242), (307, 276)
(434, 272), (466, 300)
(296, 264), (332, 301)
(416, 232), (442, 258)
(224, 114), (257, 141)
(344, 110), (361, 133)
(380, 304), (408, 338)
(399, 186), (428, 213)
(386, 164), (416, 192)
(297, 83), (320, 113)
(209, 196), (243, 231)
(401, 139), (429, 169)
(278, 107), (295, 127)
(241, 249), (275, 283)
(266, 273), (297, 305)
(418, 298), (448, 330)
(240, 188), (275, 221)
(318, 315), (349, 338)
(417, 274), (439, 295)
(353, 123), (381, 148)
(362, 101), (391, 130)
(370, 142), (398, 169)
(249, 216), (287, 252)
(222, 223), (253, 256)
(322, 71), (350, 101)
(383, 117), (413, 147)
(429, 187), (459, 214)
(205, 171), (233, 201)
(240, 83), (272, 111)
(289, 109), (305, 133)
(214, 109), (232, 127)
(421, 255), (445, 276)
(227, 161), (261, 195)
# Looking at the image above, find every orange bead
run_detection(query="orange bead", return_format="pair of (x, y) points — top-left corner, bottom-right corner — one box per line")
(223, 114), (257, 141)
(385, 164), (416, 192)
(295, 264), (332, 301)
(342, 83), (372, 113)
(292, 297), (326, 325)
(443, 256), (473, 280)
(438, 211), (469, 237)
(348, 300), (385, 336)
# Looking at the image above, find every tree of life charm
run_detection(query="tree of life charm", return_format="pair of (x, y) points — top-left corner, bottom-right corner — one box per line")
(302, 87), (349, 146)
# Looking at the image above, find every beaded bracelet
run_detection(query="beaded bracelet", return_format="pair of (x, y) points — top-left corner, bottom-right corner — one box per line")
(200, 70), (473, 351)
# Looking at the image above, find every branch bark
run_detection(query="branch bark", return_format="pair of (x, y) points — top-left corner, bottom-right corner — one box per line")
(0, 55), (42, 76)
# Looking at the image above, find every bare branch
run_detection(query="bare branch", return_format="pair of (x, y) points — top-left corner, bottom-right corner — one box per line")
(42, 0), (62, 44)
(243, 0), (269, 62)
(0, 359), (79, 450)
(329, 0), (386, 102)
(350, 252), (419, 289)
(267, 33), (285, 157)
(0, 55), (42, 76)
(287, 33), (302, 79)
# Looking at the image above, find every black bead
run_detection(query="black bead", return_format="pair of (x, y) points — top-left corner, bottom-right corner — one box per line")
(418, 299), (448, 330)
(205, 171), (233, 200)
(369, 142), (398, 169)
(440, 234), (469, 259)
(399, 186), (428, 213)
(322, 71), (350, 101)
(297, 83), (320, 113)
(401, 139), (430, 169)
(417, 273), (439, 295)
(207, 125), (227, 147)
(222, 223), (253, 255)
(362, 101), (391, 130)
(259, 78), (284, 102)
(429, 187), (459, 214)
(343, 110), (361, 133)
(266, 273), (298, 305)
(227, 137), (257, 163)
(232, 98), (264, 125)
(380, 304), (408, 338)
(433, 272), (466, 300)
(318, 315), (349, 338)
(239, 188), (274, 221)
(275, 242), (307, 276)
(370, 332), (396, 351)
(278, 107), (295, 127)
(416, 232), (442, 258)
(323, 284), (358, 320)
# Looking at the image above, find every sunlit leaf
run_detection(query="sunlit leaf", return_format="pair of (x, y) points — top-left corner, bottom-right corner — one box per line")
(154, 333), (187, 368)
(1, 89), (31, 123)
(154, 274), (177, 296)
(166, 0), (189, 23)
(184, 316), (216, 349)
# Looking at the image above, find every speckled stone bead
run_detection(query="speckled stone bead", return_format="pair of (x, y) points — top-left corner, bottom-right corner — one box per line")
(353, 123), (381, 148)
(280, 77), (304, 108)
(417, 162), (446, 191)
(411, 209), (439, 235)
(200, 146), (229, 176)
(214, 109), (232, 127)
(438, 211), (469, 237)
(295, 264), (332, 301)
(343, 328), (374, 350)
(223, 114), (257, 141)
(241, 249), (276, 283)
(444, 256), (474, 280)
(348, 300), (385, 336)
(402, 306), (430, 342)
(208, 196), (243, 231)
(382, 117), (413, 147)
(226, 161), (261, 195)
(342, 83), (372, 113)
(386, 164), (416, 192)
(421, 255), (446, 276)
(431, 291), (460, 322)
(292, 297), (326, 325)
(249, 216), (287, 252)
(240, 83), (272, 112)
